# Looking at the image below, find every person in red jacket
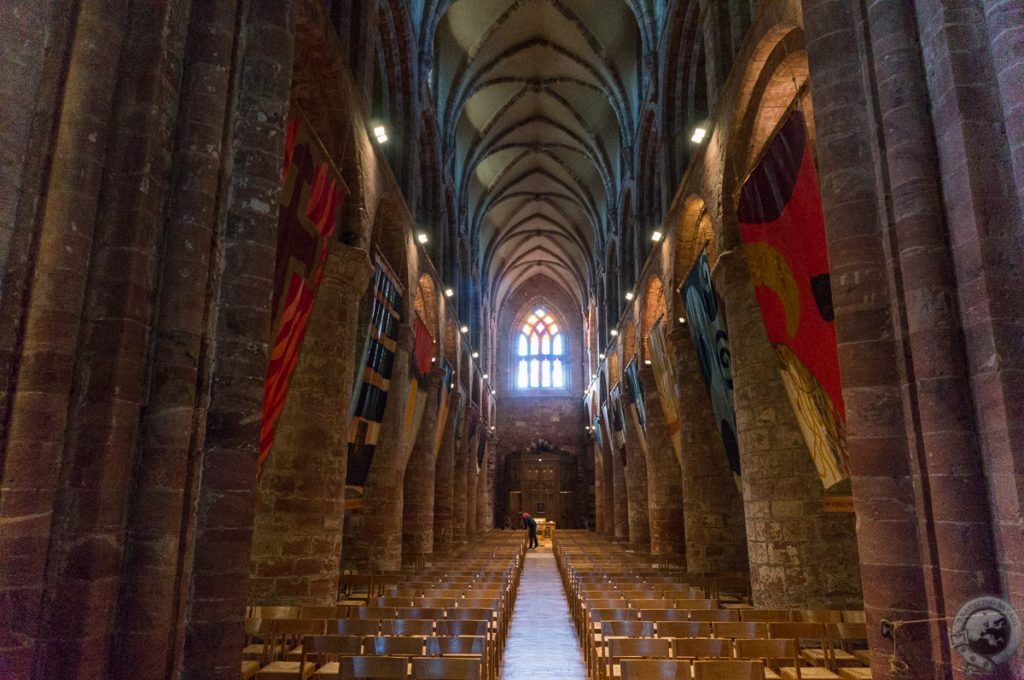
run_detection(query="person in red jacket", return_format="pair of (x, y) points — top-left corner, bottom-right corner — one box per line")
(522, 512), (539, 549)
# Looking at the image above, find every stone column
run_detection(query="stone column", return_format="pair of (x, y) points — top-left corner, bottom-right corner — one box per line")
(113, 4), (242, 676)
(433, 392), (460, 551)
(451, 407), (470, 543)
(249, 246), (372, 603)
(718, 249), (862, 610)
(402, 368), (445, 566)
(466, 430), (480, 535)
(667, 327), (747, 574)
(800, 0), (937, 674)
(342, 324), (413, 571)
(0, 5), (128, 676)
(610, 434), (629, 542)
(621, 395), (651, 553)
(592, 441), (605, 534)
(638, 367), (686, 562)
(475, 437), (495, 531)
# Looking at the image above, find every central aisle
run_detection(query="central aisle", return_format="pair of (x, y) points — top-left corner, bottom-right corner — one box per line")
(500, 545), (588, 680)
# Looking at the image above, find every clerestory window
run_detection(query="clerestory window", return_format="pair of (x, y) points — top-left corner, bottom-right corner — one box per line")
(516, 308), (565, 389)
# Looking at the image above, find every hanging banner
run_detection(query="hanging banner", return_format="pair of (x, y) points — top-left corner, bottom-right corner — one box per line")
(609, 383), (628, 467)
(623, 355), (648, 453)
(680, 248), (741, 480)
(403, 313), (434, 444)
(737, 109), (849, 489)
(432, 359), (454, 459)
(599, 399), (614, 463)
(258, 117), (346, 476)
(648, 317), (683, 461)
(347, 257), (403, 486)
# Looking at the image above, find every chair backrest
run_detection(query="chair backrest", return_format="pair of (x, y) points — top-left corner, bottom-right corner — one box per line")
(638, 609), (688, 623)
(794, 609), (842, 624)
(446, 608), (493, 622)
(629, 599), (676, 610)
(593, 608), (636, 624)
(382, 619), (435, 636)
(300, 605), (345, 619)
(417, 597), (460, 609)
(671, 637), (733, 659)
(712, 621), (768, 640)
(620, 659), (691, 680)
(830, 622), (868, 644)
(769, 622), (828, 644)
(693, 659), (765, 680)
(734, 638), (799, 671)
(337, 655), (408, 679)
(602, 620), (655, 638)
(607, 637), (672, 661)
(426, 635), (487, 657)
(841, 610), (867, 624)
(689, 609), (739, 622)
(301, 634), (363, 662)
(375, 597), (415, 608)
(436, 619), (489, 637)
(740, 609), (793, 623)
(366, 634), (426, 656)
(674, 599), (717, 610)
(411, 655), (483, 679)
(250, 605), (300, 619)
(331, 619), (380, 637)
(350, 606), (399, 620)
(655, 621), (711, 639)
(399, 607), (447, 621)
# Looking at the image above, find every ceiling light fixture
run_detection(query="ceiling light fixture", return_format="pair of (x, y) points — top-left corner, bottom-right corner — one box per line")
(444, 288), (454, 297)
(417, 232), (428, 244)
(472, 351), (479, 359)
(460, 326), (469, 333)
(624, 292), (634, 301)
(678, 317), (687, 325)
(491, 390), (496, 396)
(691, 127), (706, 144)
(373, 125), (388, 143)
(610, 329), (619, 337)
(651, 230), (663, 242)
(482, 373), (488, 379)
(599, 353), (605, 360)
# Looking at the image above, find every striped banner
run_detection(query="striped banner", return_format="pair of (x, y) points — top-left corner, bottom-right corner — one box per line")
(648, 317), (683, 461)
(258, 117), (345, 476)
(347, 257), (403, 486)
(609, 383), (627, 467)
(403, 313), (434, 445)
(623, 355), (647, 453)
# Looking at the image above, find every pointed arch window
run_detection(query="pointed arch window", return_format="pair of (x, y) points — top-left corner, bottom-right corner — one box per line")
(516, 308), (566, 390)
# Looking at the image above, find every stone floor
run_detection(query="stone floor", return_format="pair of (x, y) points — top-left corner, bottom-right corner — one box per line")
(500, 544), (588, 680)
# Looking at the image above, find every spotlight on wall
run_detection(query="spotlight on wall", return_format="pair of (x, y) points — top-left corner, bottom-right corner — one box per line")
(599, 353), (605, 360)
(373, 125), (389, 143)
(472, 351), (479, 359)
(610, 329), (619, 337)
(624, 292), (634, 301)
(444, 288), (454, 297)
(431, 357), (436, 363)
(678, 317), (687, 325)
(417, 232), (429, 244)
(460, 325), (469, 333)
(644, 359), (652, 365)
(690, 126), (707, 144)
(491, 389), (496, 396)
(482, 373), (488, 380)
(651, 230), (663, 242)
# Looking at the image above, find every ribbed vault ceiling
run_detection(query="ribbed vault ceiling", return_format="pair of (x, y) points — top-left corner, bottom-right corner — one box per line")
(433, 0), (641, 315)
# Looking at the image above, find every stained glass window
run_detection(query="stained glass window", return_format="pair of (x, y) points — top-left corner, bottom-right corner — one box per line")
(515, 307), (566, 389)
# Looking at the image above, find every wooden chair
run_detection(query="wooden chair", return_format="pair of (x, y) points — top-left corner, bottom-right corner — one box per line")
(349, 606), (399, 620)
(826, 623), (869, 671)
(338, 574), (374, 603)
(244, 618), (269, 662)
(735, 638), (800, 680)
(381, 619), (435, 636)
(365, 634), (427, 656)
(255, 620), (326, 678)
(837, 669), (871, 680)
(693, 660), (766, 680)
(713, 622), (769, 640)
(399, 607), (447, 621)
(769, 623), (839, 680)
(426, 636), (490, 680)
(329, 619), (380, 637)
(436, 619), (488, 638)
(606, 637), (671, 679)
(241, 659), (260, 680)
(689, 610), (739, 623)
(670, 638), (733, 661)
(335, 655), (408, 679)
(794, 610), (843, 624)
(302, 635), (364, 678)
(602, 620), (655, 639)
(619, 659), (691, 680)
(636, 609), (688, 623)
(654, 621), (711, 639)
(628, 599), (676, 611)
(411, 656), (482, 679)
(673, 599), (717, 610)
(300, 606), (348, 619)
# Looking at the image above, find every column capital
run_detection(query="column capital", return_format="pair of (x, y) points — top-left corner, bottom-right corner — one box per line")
(324, 243), (374, 295)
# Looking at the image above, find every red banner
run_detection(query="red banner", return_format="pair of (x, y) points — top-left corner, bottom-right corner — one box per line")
(258, 118), (345, 475)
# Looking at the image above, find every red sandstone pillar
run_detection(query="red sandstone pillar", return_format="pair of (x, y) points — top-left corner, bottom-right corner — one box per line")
(717, 250), (862, 610)
(113, 5), (242, 677)
(592, 441), (605, 534)
(402, 368), (445, 566)
(451, 405), (470, 543)
(433, 391), (461, 551)
(476, 437), (495, 531)
(249, 246), (373, 602)
(621, 393), (651, 553)
(638, 367), (686, 562)
(667, 327), (747, 574)
(597, 430), (616, 537)
(343, 324), (414, 571)
(466, 430), (480, 535)
(610, 432), (629, 542)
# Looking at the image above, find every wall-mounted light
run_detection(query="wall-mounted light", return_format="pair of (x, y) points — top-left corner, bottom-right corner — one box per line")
(678, 317), (687, 325)
(444, 288), (454, 298)
(450, 383), (455, 389)
(460, 325), (469, 333)
(610, 329), (619, 337)
(624, 292), (634, 301)
(690, 127), (706, 144)
(651, 230), (663, 242)
(491, 390), (496, 396)
(431, 357), (436, 363)
(417, 232), (428, 244)
(599, 353), (605, 360)
(644, 359), (652, 365)
(373, 125), (388, 143)
(472, 351), (479, 359)
(591, 374), (596, 380)
(482, 373), (488, 380)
